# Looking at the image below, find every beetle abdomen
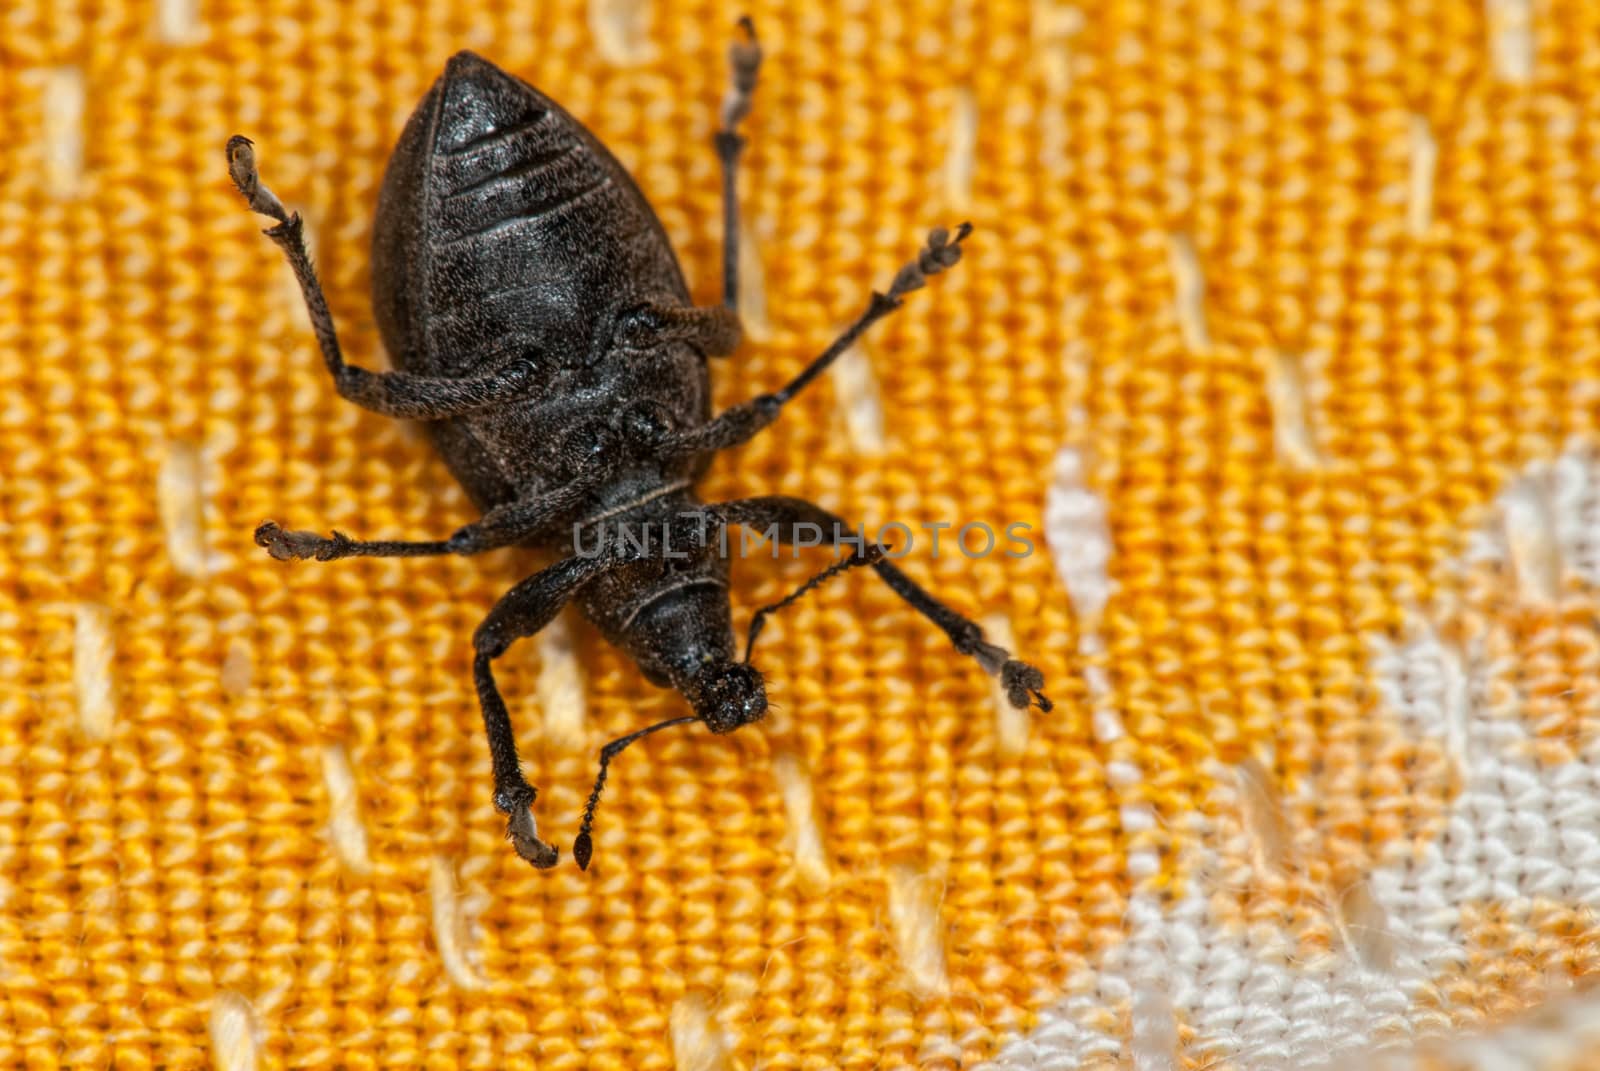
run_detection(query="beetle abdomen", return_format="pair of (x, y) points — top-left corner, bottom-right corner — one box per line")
(372, 51), (691, 379)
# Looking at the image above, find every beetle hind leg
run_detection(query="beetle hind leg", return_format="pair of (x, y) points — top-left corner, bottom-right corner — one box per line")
(712, 494), (1053, 713)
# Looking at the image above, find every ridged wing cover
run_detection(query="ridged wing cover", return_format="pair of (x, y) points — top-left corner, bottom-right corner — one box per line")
(370, 52), (710, 512)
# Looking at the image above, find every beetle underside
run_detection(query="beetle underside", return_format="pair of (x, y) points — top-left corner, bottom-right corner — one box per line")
(228, 18), (1050, 872)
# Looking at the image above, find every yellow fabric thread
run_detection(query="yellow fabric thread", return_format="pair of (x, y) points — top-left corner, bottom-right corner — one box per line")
(3, 0), (1599, 1067)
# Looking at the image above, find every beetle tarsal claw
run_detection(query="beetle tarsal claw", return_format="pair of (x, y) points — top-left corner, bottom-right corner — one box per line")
(253, 520), (349, 561)
(719, 17), (762, 133)
(224, 133), (291, 224)
(1000, 659), (1052, 712)
(263, 212), (303, 243)
(505, 800), (559, 869)
(731, 24), (761, 80)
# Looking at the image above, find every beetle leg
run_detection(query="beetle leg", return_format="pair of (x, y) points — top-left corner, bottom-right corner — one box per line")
(710, 495), (1053, 713)
(253, 467), (608, 562)
(225, 135), (539, 420)
(614, 302), (742, 357)
(473, 554), (623, 868)
(715, 17), (762, 312)
(662, 225), (973, 459)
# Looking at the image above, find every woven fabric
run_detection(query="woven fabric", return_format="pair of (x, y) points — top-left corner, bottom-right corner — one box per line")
(3, 1), (1599, 1068)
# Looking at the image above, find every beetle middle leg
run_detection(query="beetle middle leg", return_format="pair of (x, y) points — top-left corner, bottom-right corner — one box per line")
(712, 495), (1052, 712)
(225, 136), (538, 420)
(473, 553), (623, 868)
(253, 458), (617, 562)
(663, 225), (973, 457)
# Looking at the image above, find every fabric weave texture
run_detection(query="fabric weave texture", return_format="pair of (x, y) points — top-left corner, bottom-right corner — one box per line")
(3, 1), (1599, 1068)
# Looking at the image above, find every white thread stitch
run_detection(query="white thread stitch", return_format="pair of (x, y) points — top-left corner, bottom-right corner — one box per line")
(1485, 0), (1534, 84)
(831, 340), (886, 455)
(1233, 756), (1289, 872)
(1030, 1), (1084, 94)
(428, 856), (488, 991)
(1262, 351), (1324, 471)
(1468, 441), (1600, 592)
(208, 991), (261, 1071)
(1043, 445), (1116, 624)
(669, 994), (734, 1071)
(73, 603), (116, 742)
(886, 864), (949, 999)
(1406, 114), (1437, 239)
(1130, 986), (1179, 1071)
(1043, 453), (1163, 882)
(42, 67), (85, 198)
(158, 442), (213, 578)
(320, 744), (372, 875)
(1499, 469), (1562, 603)
(155, 0), (203, 44)
(535, 611), (587, 749)
(1123, 839), (1161, 880)
(984, 613), (1032, 758)
(771, 749), (831, 893)
(736, 220), (771, 342)
(1086, 635), (1160, 879)
(1335, 878), (1397, 974)
(944, 88), (978, 212)
(1548, 440), (1600, 586)
(1167, 233), (1211, 354)
(1373, 627), (1472, 773)
(587, 0), (656, 65)
(220, 639), (253, 698)
(1080, 633), (1123, 745)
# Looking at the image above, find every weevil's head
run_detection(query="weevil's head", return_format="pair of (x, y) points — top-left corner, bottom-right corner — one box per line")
(684, 659), (768, 734)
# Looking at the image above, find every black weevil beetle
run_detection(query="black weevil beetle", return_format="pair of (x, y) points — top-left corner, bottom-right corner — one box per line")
(226, 19), (1050, 871)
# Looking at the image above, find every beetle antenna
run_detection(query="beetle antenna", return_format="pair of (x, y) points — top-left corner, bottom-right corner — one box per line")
(744, 543), (887, 663)
(573, 715), (699, 870)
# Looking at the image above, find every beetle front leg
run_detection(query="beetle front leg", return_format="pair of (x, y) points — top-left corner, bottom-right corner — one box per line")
(225, 136), (539, 420)
(663, 225), (972, 459)
(473, 553), (621, 868)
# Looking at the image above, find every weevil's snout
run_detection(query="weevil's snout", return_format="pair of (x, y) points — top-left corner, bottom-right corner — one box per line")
(688, 660), (768, 734)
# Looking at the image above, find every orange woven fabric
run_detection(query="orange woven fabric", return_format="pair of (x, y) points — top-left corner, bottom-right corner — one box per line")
(3, 1), (1600, 1069)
